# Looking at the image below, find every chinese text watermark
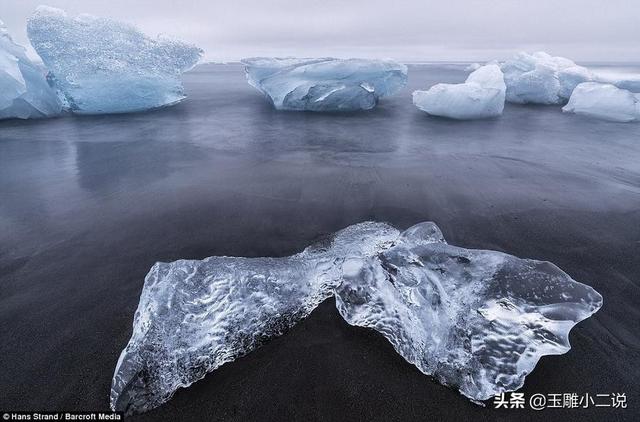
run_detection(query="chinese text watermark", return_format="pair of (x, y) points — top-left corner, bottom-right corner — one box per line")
(493, 392), (627, 410)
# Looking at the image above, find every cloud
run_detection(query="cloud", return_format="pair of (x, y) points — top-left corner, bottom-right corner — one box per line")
(4, 0), (640, 62)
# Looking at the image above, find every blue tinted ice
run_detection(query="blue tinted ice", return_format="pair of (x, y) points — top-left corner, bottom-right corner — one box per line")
(110, 222), (398, 414)
(0, 19), (61, 120)
(26, 6), (203, 115)
(335, 222), (602, 401)
(500, 51), (593, 105)
(413, 64), (506, 119)
(499, 51), (640, 111)
(241, 57), (407, 111)
(111, 222), (602, 414)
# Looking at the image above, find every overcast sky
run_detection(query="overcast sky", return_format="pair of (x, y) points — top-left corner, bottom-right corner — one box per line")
(3, 0), (640, 62)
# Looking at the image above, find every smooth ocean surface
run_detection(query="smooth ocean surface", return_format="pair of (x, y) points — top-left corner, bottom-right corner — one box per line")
(1, 64), (639, 421)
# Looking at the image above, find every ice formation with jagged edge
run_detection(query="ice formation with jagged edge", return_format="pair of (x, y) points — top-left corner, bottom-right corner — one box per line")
(241, 57), (407, 111)
(111, 221), (602, 414)
(500, 51), (594, 105)
(26, 6), (203, 114)
(110, 222), (399, 414)
(0, 19), (61, 119)
(412, 64), (506, 119)
(563, 82), (640, 122)
(335, 222), (602, 401)
(464, 63), (482, 72)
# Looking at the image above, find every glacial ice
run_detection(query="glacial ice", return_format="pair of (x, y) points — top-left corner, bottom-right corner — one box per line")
(465, 63), (482, 72)
(501, 52), (593, 104)
(110, 222), (399, 414)
(558, 65), (595, 101)
(26, 6), (203, 115)
(0, 20), (61, 119)
(241, 57), (407, 111)
(595, 71), (640, 94)
(335, 222), (602, 401)
(412, 64), (506, 119)
(111, 221), (602, 414)
(563, 82), (640, 122)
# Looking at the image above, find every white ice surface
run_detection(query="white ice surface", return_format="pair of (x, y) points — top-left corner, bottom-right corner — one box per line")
(412, 64), (506, 119)
(563, 82), (640, 122)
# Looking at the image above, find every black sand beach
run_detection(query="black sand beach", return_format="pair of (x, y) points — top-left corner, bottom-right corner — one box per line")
(1, 64), (639, 421)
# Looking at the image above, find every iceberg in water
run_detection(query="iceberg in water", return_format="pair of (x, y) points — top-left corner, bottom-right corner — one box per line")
(26, 6), (203, 114)
(0, 19), (61, 119)
(112, 221), (602, 414)
(241, 57), (407, 111)
(501, 52), (593, 104)
(412, 64), (506, 119)
(563, 82), (640, 122)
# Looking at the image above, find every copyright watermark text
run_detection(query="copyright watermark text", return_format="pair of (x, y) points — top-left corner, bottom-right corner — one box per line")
(1, 412), (122, 421)
(493, 392), (628, 410)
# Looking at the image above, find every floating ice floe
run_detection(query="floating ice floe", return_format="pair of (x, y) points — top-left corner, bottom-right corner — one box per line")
(412, 64), (506, 119)
(563, 82), (640, 122)
(501, 51), (593, 105)
(112, 221), (602, 414)
(241, 57), (407, 111)
(26, 6), (203, 114)
(0, 19), (61, 120)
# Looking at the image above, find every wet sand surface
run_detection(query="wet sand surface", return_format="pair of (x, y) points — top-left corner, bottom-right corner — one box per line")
(1, 64), (639, 421)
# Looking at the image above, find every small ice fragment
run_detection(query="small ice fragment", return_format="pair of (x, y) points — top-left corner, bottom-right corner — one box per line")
(412, 64), (506, 119)
(562, 82), (640, 122)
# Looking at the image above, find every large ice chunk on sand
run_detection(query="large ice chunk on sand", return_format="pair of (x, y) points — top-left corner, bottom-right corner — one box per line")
(0, 20), (61, 119)
(110, 222), (399, 414)
(563, 82), (640, 122)
(26, 6), (203, 115)
(501, 52), (593, 104)
(412, 64), (506, 119)
(335, 222), (602, 402)
(241, 57), (407, 111)
(112, 221), (601, 414)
